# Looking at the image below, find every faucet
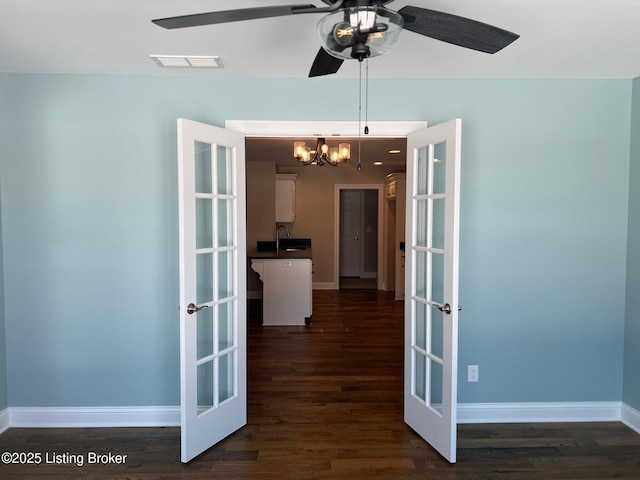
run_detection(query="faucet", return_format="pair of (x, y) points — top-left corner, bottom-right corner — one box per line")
(276, 224), (290, 252)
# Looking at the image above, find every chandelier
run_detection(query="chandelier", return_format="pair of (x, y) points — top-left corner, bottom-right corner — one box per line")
(294, 138), (351, 166)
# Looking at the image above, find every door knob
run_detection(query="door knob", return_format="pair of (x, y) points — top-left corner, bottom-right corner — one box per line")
(186, 303), (209, 315)
(436, 303), (462, 315)
(354, 236), (359, 240)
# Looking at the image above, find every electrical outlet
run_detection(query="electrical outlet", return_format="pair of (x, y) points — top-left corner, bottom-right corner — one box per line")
(468, 365), (479, 382)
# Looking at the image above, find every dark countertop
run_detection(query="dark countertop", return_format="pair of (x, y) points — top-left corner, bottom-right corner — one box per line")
(249, 238), (313, 259)
(248, 248), (313, 260)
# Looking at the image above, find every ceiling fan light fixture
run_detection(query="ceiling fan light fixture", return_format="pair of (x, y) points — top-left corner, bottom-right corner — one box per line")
(317, 6), (403, 61)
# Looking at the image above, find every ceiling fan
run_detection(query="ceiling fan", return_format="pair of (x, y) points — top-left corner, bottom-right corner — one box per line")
(152, 0), (519, 77)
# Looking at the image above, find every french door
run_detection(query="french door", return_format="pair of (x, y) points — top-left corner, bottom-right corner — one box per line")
(404, 119), (462, 463)
(177, 118), (247, 463)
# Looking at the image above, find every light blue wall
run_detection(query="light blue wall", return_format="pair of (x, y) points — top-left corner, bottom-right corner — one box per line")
(0, 187), (6, 411)
(624, 77), (640, 411)
(0, 74), (631, 406)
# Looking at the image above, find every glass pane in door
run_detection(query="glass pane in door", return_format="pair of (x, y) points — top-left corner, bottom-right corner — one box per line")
(218, 353), (235, 404)
(216, 145), (233, 195)
(431, 306), (444, 359)
(415, 301), (427, 350)
(431, 253), (444, 304)
(197, 360), (214, 414)
(432, 198), (445, 250)
(218, 302), (233, 351)
(196, 253), (213, 304)
(414, 350), (426, 402)
(217, 251), (233, 300)
(217, 199), (233, 247)
(196, 198), (213, 249)
(195, 141), (213, 194)
(197, 307), (214, 360)
(432, 142), (447, 195)
(415, 250), (428, 299)
(416, 146), (429, 195)
(429, 359), (443, 414)
(416, 199), (428, 247)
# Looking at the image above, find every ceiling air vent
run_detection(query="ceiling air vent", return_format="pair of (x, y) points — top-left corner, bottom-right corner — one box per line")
(150, 55), (223, 68)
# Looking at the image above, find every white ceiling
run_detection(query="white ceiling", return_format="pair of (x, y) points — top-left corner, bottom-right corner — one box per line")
(2, 0), (640, 79)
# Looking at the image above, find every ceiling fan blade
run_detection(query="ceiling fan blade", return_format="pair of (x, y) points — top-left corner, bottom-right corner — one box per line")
(153, 4), (317, 29)
(309, 48), (344, 77)
(398, 6), (519, 54)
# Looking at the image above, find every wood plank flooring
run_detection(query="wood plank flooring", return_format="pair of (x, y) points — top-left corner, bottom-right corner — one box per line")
(1, 290), (640, 479)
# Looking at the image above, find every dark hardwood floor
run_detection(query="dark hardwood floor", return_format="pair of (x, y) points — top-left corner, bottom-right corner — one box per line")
(338, 276), (377, 289)
(1, 290), (639, 479)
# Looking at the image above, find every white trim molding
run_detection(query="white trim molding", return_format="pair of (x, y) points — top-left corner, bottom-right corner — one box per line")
(313, 282), (337, 290)
(253, 283), (342, 294)
(0, 408), (9, 434)
(457, 402), (622, 424)
(8, 406), (180, 428)
(621, 403), (640, 435)
(225, 120), (428, 138)
(1, 402), (637, 430)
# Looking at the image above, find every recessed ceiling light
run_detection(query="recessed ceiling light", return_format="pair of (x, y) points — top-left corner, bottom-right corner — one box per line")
(150, 55), (224, 68)
(374, 161), (384, 166)
(388, 149), (401, 154)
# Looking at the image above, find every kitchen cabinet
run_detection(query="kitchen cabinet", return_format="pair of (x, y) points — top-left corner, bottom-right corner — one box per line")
(250, 255), (312, 326)
(276, 174), (297, 222)
(385, 175), (398, 200)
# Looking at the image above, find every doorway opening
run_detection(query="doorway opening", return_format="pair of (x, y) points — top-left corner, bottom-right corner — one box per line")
(234, 120), (423, 294)
(339, 188), (379, 290)
(182, 118), (462, 463)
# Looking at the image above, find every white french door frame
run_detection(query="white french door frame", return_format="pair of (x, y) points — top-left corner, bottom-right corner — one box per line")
(226, 120), (427, 292)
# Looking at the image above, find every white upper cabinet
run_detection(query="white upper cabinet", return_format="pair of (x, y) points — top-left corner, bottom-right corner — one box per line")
(276, 174), (297, 222)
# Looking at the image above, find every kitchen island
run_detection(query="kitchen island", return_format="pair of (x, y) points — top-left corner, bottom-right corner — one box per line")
(249, 244), (312, 326)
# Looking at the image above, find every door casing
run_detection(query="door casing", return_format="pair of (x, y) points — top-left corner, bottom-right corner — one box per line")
(335, 185), (384, 288)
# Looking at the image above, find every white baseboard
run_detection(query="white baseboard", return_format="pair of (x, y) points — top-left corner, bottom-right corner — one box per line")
(1, 402), (633, 430)
(0, 408), (9, 434)
(457, 402), (622, 424)
(9, 406), (180, 428)
(621, 403), (640, 434)
(250, 283), (337, 296)
(313, 282), (337, 290)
